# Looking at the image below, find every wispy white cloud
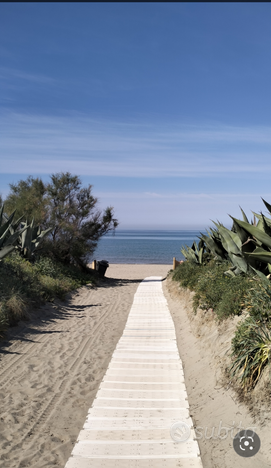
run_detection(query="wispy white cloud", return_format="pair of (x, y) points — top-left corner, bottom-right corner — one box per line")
(0, 67), (56, 85)
(1, 111), (271, 177)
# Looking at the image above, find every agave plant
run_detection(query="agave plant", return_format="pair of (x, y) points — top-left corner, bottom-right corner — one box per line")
(181, 239), (205, 264)
(17, 219), (52, 261)
(197, 201), (271, 278)
(0, 205), (27, 260)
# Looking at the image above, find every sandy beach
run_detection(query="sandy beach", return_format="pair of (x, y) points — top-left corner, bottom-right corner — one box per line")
(0, 264), (270, 468)
(0, 264), (169, 468)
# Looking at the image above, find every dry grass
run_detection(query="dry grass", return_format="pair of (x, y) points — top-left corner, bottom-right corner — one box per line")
(5, 293), (29, 325)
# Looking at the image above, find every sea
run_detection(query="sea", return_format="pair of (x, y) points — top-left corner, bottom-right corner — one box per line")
(92, 229), (205, 265)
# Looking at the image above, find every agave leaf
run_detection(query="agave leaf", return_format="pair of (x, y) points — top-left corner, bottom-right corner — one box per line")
(183, 248), (198, 263)
(0, 210), (16, 238)
(250, 266), (269, 281)
(21, 221), (28, 249)
(213, 221), (241, 254)
(191, 241), (197, 253)
(0, 245), (15, 260)
(261, 213), (271, 237)
(32, 225), (39, 242)
(0, 226), (11, 248)
(34, 227), (52, 246)
(198, 238), (205, 251)
(198, 247), (204, 264)
(12, 215), (24, 231)
(200, 233), (225, 259)
(0, 204), (4, 225)
(224, 269), (236, 278)
(252, 211), (262, 221)
(21, 219), (34, 250)
(232, 219), (248, 244)
(246, 247), (271, 263)
(229, 252), (248, 273)
(262, 198), (271, 216)
(3, 225), (28, 247)
(240, 206), (249, 223)
(230, 216), (271, 250)
(256, 217), (264, 233)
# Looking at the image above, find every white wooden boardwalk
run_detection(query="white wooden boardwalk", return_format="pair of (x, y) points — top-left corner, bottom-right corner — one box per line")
(65, 276), (203, 468)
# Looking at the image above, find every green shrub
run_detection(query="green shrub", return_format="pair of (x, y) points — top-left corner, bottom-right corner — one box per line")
(242, 277), (271, 323)
(0, 251), (95, 330)
(230, 316), (271, 390)
(172, 261), (205, 290)
(34, 257), (61, 279)
(172, 260), (251, 320)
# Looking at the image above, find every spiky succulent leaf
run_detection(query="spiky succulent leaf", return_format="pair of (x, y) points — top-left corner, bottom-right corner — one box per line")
(0, 211), (16, 238)
(212, 221), (241, 254)
(231, 219), (248, 245)
(250, 266), (269, 281)
(261, 213), (271, 237)
(0, 245), (15, 260)
(3, 226), (28, 247)
(262, 198), (271, 216)
(230, 217), (271, 250)
(0, 226), (11, 248)
(240, 206), (249, 223)
(246, 247), (271, 264)
(181, 246), (198, 263)
(228, 252), (248, 274)
(34, 227), (52, 248)
(224, 269), (236, 277)
(198, 247), (204, 264)
(200, 233), (225, 259)
(198, 238), (205, 251)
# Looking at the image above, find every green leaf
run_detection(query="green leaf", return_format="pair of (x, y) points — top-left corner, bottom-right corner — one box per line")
(224, 269), (236, 277)
(212, 221), (241, 254)
(0, 210), (16, 238)
(3, 225), (28, 247)
(262, 198), (271, 216)
(200, 233), (225, 259)
(0, 204), (5, 226)
(232, 219), (248, 244)
(229, 252), (248, 273)
(247, 247), (271, 263)
(261, 213), (271, 237)
(230, 216), (271, 250)
(250, 266), (269, 281)
(240, 206), (249, 223)
(198, 247), (204, 264)
(0, 245), (15, 260)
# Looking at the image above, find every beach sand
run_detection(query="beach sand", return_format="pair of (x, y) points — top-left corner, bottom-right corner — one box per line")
(0, 264), (270, 468)
(0, 264), (170, 468)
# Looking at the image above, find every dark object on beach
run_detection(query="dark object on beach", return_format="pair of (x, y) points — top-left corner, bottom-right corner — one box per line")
(96, 260), (109, 278)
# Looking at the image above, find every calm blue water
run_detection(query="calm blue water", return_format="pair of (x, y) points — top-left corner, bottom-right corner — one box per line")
(92, 230), (205, 264)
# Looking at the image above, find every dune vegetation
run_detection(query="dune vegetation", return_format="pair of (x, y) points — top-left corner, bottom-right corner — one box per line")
(0, 172), (118, 335)
(172, 198), (271, 393)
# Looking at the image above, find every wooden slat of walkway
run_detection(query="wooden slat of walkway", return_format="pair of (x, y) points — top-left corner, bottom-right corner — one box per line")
(65, 276), (203, 468)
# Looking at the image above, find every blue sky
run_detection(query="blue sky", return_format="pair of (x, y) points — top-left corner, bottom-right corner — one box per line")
(1, 3), (271, 229)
